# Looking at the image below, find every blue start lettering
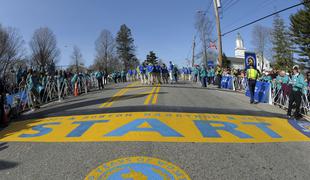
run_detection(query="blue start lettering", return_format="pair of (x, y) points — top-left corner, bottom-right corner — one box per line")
(242, 122), (282, 138)
(105, 118), (183, 137)
(194, 120), (252, 139)
(19, 122), (61, 138)
(67, 120), (109, 137)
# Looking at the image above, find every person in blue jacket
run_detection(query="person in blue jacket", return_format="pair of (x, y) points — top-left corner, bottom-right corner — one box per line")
(132, 69), (137, 81)
(287, 65), (306, 119)
(138, 63), (146, 84)
(168, 61), (174, 82)
(155, 64), (162, 84)
(147, 63), (154, 85)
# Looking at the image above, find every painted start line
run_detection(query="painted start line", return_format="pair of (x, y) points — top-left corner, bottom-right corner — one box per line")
(0, 112), (309, 143)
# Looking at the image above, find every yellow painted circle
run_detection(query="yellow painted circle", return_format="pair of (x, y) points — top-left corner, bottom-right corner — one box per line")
(85, 156), (191, 180)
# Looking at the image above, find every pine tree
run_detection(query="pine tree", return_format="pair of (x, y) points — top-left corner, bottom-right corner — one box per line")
(290, 0), (310, 62)
(116, 24), (136, 70)
(271, 14), (294, 71)
(145, 51), (158, 65)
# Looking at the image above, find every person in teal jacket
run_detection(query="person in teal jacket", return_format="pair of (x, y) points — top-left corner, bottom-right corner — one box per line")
(260, 72), (272, 82)
(193, 66), (199, 83)
(26, 69), (40, 109)
(275, 71), (290, 92)
(121, 70), (126, 82)
(200, 65), (208, 87)
(287, 65), (306, 119)
(209, 67), (215, 84)
(95, 71), (104, 90)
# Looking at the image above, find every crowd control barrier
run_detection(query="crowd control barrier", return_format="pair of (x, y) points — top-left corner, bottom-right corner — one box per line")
(220, 76), (234, 90)
(245, 81), (272, 104)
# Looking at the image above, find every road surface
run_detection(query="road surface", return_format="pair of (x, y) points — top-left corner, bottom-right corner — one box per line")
(1, 81), (310, 180)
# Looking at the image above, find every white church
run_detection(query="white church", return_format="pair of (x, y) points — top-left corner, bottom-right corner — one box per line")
(228, 33), (271, 71)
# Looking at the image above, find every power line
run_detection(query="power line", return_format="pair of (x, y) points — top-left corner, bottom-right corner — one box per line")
(222, 0), (235, 9)
(222, 0), (276, 30)
(222, 0), (241, 11)
(222, 0), (310, 36)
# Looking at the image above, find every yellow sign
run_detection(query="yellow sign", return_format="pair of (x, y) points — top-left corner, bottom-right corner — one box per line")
(85, 156), (191, 180)
(0, 112), (309, 143)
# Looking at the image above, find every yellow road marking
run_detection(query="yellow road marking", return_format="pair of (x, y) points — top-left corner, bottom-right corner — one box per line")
(105, 82), (140, 107)
(144, 86), (157, 105)
(1, 112), (309, 143)
(105, 89), (129, 107)
(99, 89), (125, 108)
(99, 82), (138, 108)
(151, 85), (161, 105)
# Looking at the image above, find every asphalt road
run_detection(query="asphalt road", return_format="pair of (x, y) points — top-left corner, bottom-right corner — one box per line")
(0, 81), (310, 180)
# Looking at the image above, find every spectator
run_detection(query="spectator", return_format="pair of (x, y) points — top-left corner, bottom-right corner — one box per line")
(0, 78), (8, 127)
(200, 65), (208, 88)
(287, 65), (305, 119)
(95, 71), (104, 90)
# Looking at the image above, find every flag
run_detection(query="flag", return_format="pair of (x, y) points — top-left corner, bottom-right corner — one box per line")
(244, 52), (257, 70)
(209, 42), (217, 49)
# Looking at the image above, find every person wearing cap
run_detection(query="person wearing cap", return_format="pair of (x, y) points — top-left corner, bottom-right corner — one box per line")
(287, 65), (306, 119)
(246, 65), (259, 104)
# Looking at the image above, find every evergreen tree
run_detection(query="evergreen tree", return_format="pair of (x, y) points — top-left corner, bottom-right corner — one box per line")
(145, 51), (158, 65)
(290, 0), (310, 62)
(222, 53), (230, 68)
(271, 14), (294, 71)
(116, 24), (136, 70)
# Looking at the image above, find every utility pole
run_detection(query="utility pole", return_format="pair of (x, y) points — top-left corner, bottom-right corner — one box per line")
(213, 0), (223, 66)
(191, 36), (196, 67)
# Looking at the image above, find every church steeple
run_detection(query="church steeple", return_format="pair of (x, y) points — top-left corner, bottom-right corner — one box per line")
(235, 32), (246, 58)
(236, 33), (244, 49)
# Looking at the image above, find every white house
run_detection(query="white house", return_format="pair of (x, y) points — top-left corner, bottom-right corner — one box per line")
(228, 33), (272, 71)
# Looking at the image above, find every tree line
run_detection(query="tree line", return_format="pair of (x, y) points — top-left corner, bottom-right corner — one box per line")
(250, 0), (309, 72)
(0, 23), (138, 83)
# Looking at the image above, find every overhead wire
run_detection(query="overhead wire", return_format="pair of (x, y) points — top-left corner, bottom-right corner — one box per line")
(222, 0), (310, 36)
(222, 0), (276, 30)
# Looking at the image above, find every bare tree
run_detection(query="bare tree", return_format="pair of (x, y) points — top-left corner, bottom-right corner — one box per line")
(195, 12), (214, 65)
(30, 27), (60, 72)
(0, 25), (25, 80)
(70, 46), (84, 73)
(95, 29), (116, 73)
(251, 24), (271, 71)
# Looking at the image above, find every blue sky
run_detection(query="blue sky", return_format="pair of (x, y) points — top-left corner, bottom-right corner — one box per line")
(0, 0), (301, 67)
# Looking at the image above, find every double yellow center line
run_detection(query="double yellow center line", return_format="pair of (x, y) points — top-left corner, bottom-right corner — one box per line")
(144, 85), (161, 105)
(99, 82), (138, 108)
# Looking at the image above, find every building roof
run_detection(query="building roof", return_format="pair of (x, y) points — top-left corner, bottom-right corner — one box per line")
(227, 57), (244, 64)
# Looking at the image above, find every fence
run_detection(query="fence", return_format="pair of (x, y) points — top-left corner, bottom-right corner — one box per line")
(5, 74), (100, 116)
(272, 84), (310, 116)
(231, 76), (310, 116)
